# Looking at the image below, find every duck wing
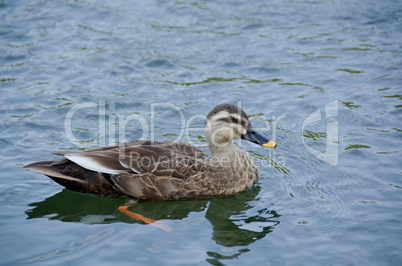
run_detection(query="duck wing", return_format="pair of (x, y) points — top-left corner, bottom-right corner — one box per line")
(25, 140), (211, 200)
(58, 140), (209, 176)
(110, 141), (211, 201)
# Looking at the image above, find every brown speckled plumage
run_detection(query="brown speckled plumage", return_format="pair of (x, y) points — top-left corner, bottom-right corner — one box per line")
(24, 104), (275, 202)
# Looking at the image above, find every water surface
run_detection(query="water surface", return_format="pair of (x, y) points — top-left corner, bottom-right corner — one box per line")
(1, 0), (402, 265)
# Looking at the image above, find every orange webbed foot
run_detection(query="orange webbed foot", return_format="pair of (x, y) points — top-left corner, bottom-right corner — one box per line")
(118, 206), (172, 232)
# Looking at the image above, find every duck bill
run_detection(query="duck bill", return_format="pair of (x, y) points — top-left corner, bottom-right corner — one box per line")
(241, 125), (277, 148)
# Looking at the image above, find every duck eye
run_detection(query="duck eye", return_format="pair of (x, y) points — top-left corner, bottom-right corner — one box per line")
(230, 116), (239, 124)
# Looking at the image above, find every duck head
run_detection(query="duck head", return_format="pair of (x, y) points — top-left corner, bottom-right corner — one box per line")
(204, 103), (276, 156)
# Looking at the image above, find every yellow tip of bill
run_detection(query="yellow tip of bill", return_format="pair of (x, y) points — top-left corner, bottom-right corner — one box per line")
(263, 140), (277, 148)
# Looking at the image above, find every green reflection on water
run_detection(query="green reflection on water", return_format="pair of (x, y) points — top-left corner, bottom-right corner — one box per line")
(303, 130), (327, 141)
(342, 101), (362, 109)
(335, 68), (364, 73)
(26, 186), (280, 252)
(382, 94), (402, 100)
(344, 144), (371, 150)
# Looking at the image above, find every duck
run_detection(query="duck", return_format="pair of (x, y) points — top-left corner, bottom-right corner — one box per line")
(24, 103), (276, 202)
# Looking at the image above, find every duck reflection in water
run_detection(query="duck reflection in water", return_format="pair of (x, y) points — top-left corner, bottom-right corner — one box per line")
(26, 185), (280, 248)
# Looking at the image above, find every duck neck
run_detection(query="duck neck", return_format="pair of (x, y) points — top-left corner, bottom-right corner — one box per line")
(207, 140), (243, 159)
(204, 123), (245, 160)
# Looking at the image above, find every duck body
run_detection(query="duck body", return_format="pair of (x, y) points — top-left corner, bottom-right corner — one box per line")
(24, 104), (276, 202)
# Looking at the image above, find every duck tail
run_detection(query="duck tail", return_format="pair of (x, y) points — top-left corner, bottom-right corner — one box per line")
(24, 160), (121, 197)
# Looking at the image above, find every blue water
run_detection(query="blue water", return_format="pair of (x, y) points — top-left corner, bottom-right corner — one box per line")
(1, 0), (402, 265)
